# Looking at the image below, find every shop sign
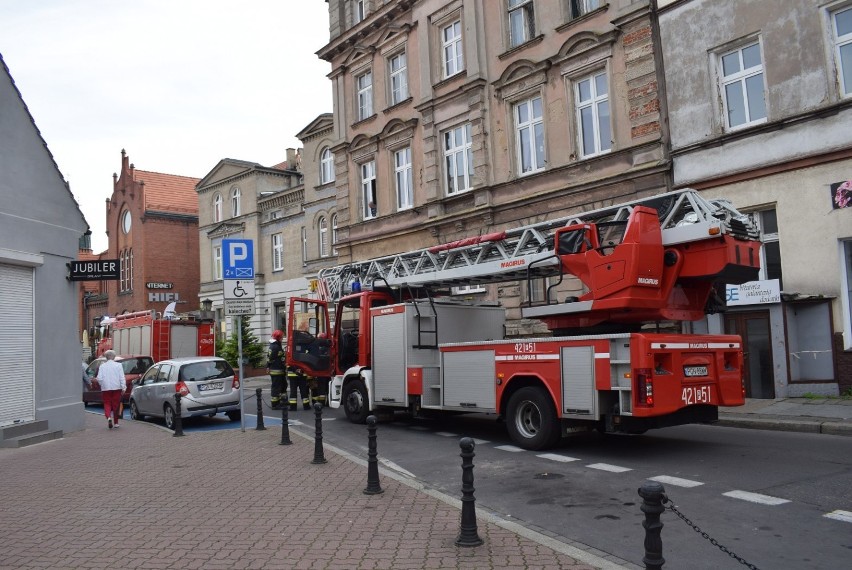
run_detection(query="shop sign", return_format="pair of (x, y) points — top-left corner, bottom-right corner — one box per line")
(725, 279), (781, 306)
(146, 282), (173, 289)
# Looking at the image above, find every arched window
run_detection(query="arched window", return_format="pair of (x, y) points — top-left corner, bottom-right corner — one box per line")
(320, 147), (335, 184)
(231, 187), (241, 217)
(319, 216), (329, 257)
(331, 214), (338, 255)
(213, 193), (222, 222)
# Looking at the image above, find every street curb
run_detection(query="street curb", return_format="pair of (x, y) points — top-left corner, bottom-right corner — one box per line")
(716, 416), (852, 436)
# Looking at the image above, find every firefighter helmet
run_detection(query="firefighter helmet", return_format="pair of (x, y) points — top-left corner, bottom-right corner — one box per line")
(271, 329), (284, 341)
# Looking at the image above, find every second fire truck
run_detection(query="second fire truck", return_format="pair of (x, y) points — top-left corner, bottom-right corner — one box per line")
(285, 189), (760, 450)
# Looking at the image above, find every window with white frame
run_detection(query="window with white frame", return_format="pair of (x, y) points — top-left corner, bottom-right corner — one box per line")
(575, 70), (611, 158)
(515, 96), (545, 174)
(442, 20), (464, 79)
(320, 148), (335, 184)
(394, 147), (413, 210)
(213, 193), (222, 223)
(508, 0), (535, 48)
(361, 160), (377, 219)
(127, 248), (133, 290)
(331, 214), (338, 255)
(719, 41), (767, 129)
(119, 248), (134, 292)
(353, 0), (365, 25)
(272, 233), (283, 271)
(569, 0), (601, 19)
(301, 227), (308, 265)
(389, 52), (409, 105)
(751, 209), (782, 288)
(213, 244), (223, 280)
(842, 240), (852, 349)
(357, 71), (373, 121)
(452, 284), (486, 295)
(444, 123), (473, 195)
(833, 6), (852, 97)
(231, 187), (241, 217)
(319, 216), (329, 257)
(527, 276), (550, 304)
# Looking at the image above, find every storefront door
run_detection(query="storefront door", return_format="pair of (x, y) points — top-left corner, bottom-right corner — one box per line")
(724, 311), (775, 399)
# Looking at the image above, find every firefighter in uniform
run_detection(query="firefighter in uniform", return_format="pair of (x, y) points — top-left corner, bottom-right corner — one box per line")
(288, 365), (311, 411)
(309, 376), (328, 407)
(268, 330), (287, 409)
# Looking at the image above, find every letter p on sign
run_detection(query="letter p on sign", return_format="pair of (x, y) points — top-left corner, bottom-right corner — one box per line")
(230, 242), (247, 262)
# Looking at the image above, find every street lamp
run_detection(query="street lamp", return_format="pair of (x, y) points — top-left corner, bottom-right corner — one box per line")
(201, 298), (213, 312)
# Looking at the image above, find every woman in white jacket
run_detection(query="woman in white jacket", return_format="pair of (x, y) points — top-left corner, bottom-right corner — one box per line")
(96, 350), (126, 429)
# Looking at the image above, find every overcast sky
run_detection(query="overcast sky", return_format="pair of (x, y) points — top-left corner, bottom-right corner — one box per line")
(0, 0), (333, 253)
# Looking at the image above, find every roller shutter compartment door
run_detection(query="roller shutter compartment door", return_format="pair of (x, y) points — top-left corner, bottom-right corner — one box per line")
(0, 263), (35, 425)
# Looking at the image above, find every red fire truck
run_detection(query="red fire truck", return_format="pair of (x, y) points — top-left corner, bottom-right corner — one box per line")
(97, 310), (215, 362)
(286, 190), (760, 450)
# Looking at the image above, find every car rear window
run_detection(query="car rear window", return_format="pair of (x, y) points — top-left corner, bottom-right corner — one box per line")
(121, 358), (154, 375)
(180, 361), (234, 382)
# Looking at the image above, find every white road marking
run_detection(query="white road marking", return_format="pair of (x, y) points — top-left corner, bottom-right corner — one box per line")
(471, 438), (490, 445)
(723, 490), (790, 505)
(824, 510), (852, 523)
(587, 463), (632, 473)
(649, 475), (704, 488)
(495, 445), (526, 452)
(434, 432), (458, 437)
(537, 453), (581, 463)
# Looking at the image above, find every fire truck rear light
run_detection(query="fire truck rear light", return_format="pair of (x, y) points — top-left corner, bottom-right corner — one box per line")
(635, 368), (653, 407)
(175, 381), (190, 397)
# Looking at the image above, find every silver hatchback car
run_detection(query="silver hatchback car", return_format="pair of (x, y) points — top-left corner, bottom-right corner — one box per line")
(129, 357), (242, 429)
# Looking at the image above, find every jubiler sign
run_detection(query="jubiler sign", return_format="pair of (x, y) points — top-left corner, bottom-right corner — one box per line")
(67, 259), (120, 281)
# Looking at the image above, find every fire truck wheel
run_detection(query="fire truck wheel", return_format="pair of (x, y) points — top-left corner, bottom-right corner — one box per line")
(506, 387), (560, 450)
(130, 400), (145, 421)
(164, 403), (176, 430)
(342, 379), (369, 424)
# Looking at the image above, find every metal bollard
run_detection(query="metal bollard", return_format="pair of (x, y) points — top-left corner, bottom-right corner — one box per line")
(455, 437), (483, 547)
(311, 402), (327, 464)
(639, 481), (666, 569)
(255, 388), (266, 431)
(279, 400), (292, 445)
(363, 415), (383, 495)
(173, 393), (184, 437)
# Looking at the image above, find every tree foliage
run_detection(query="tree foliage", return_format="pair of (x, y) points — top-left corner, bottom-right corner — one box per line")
(218, 316), (265, 368)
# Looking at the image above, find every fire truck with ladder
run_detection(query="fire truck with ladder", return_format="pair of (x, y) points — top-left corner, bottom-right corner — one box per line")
(284, 189), (761, 450)
(96, 310), (215, 362)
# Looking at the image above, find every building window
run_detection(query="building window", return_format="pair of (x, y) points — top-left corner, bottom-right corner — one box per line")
(213, 193), (222, 223)
(842, 240), (852, 349)
(301, 227), (308, 265)
(357, 71), (373, 121)
(319, 216), (329, 257)
(389, 52), (409, 105)
(833, 6), (852, 97)
(272, 233), (283, 271)
(127, 248), (133, 291)
(452, 284), (486, 295)
(331, 214), (338, 255)
(320, 147), (335, 184)
(353, 0), (365, 25)
(121, 210), (132, 234)
(720, 41), (767, 130)
(119, 250), (126, 292)
(442, 20), (464, 79)
(751, 209), (782, 288)
(231, 187), (241, 217)
(575, 71), (611, 157)
(394, 147), (414, 210)
(508, 0), (535, 48)
(361, 160), (377, 219)
(527, 277), (550, 304)
(444, 123), (473, 195)
(119, 248), (133, 292)
(515, 96), (545, 174)
(213, 245), (222, 281)
(569, 0), (601, 19)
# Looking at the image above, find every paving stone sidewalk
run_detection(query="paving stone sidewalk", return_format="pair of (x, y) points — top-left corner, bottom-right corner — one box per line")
(0, 413), (629, 570)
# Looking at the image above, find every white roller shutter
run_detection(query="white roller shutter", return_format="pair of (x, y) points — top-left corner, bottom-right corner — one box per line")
(0, 263), (35, 425)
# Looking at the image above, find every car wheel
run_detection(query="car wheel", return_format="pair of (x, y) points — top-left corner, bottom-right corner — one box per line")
(226, 410), (241, 422)
(506, 386), (560, 451)
(164, 403), (176, 430)
(130, 400), (145, 421)
(342, 379), (369, 424)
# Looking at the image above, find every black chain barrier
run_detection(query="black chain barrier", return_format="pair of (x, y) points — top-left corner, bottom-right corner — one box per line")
(663, 496), (761, 570)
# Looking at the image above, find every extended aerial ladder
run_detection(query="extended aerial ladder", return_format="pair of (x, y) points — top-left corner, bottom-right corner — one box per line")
(318, 189), (760, 329)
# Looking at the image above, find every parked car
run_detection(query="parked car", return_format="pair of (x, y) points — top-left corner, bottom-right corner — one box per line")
(83, 355), (154, 405)
(129, 356), (242, 429)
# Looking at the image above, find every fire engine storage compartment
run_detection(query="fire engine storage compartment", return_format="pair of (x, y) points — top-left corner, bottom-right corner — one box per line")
(370, 300), (505, 410)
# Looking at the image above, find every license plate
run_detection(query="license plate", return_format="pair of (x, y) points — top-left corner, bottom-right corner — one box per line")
(683, 365), (708, 377)
(682, 385), (712, 405)
(198, 381), (224, 392)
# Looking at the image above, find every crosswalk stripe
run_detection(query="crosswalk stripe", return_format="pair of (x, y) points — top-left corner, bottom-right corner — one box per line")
(434, 432), (458, 437)
(723, 490), (790, 505)
(649, 475), (704, 488)
(471, 438), (490, 445)
(587, 463), (632, 473)
(537, 453), (581, 462)
(494, 445), (525, 452)
(824, 510), (852, 523)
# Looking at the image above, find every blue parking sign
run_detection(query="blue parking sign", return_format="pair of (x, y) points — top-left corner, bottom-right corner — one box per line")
(222, 239), (254, 279)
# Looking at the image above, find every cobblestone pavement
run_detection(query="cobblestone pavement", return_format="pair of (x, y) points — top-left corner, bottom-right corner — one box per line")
(0, 413), (628, 570)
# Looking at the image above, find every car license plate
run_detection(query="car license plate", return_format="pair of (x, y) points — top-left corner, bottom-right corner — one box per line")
(683, 365), (708, 377)
(682, 385), (712, 405)
(199, 381), (224, 392)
